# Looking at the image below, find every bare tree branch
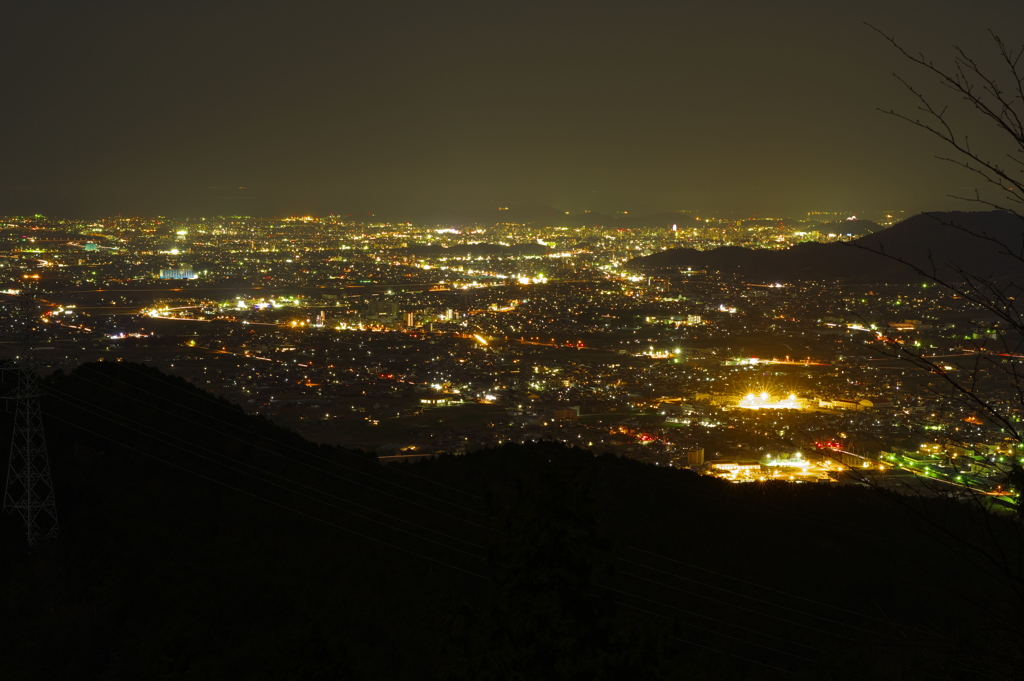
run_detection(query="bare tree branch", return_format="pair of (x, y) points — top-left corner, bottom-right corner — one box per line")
(867, 24), (1024, 216)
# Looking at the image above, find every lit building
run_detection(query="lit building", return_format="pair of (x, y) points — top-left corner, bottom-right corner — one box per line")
(159, 267), (197, 280)
(737, 392), (804, 410)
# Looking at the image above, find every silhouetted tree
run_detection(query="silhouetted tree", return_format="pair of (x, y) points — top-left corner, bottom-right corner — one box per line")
(850, 28), (1024, 641)
(864, 26), (1024, 453)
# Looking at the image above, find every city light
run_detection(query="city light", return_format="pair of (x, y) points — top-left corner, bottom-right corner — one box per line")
(737, 392), (804, 410)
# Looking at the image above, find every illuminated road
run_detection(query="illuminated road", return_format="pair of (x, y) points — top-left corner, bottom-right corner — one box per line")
(145, 315), (211, 322)
(830, 446), (1015, 506)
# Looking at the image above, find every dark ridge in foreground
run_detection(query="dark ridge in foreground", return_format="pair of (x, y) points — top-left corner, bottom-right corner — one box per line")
(628, 211), (1024, 283)
(1, 362), (1021, 679)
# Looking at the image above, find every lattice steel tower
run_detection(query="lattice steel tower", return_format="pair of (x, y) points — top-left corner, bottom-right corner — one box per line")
(3, 290), (58, 547)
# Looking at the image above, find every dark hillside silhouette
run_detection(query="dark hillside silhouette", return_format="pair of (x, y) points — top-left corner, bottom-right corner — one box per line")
(0, 363), (1020, 679)
(629, 211), (1024, 283)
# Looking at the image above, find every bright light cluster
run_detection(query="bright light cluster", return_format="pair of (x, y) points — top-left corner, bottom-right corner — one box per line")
(738, 392), (803, 410)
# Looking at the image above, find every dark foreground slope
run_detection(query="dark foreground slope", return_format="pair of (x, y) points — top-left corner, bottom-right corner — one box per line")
(2, 362), (1021, 680)
(629, 211), (1024, 283)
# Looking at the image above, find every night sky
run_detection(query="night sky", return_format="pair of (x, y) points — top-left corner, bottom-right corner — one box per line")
(3, 0), (1022, 218)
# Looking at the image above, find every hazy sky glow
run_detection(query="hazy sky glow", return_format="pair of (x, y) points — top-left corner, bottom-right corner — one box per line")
(3, 0), (1023, 218)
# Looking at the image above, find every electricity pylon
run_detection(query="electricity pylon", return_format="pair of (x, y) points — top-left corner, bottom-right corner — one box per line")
(2, 289), (58, 547)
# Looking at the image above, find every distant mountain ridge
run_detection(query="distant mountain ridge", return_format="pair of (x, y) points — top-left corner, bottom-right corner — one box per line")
(387, 206), (698, 228)
(391, 208), (883, 232)
(627, 211), (1024, 283)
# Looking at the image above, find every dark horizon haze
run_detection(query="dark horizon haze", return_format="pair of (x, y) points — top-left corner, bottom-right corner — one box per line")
(2, 0), (1022, 219)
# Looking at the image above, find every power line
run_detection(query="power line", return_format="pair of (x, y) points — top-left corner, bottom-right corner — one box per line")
(44, 365), (932, 666)
(114, 360), (485, 500)
(54, 367), (490, 528)
(604, 459), (941, 550)
(47, 394), (900, 674)
(602, 583), (818, 659)
(46, 411), (490, 579)
(50, 403), (815, 673)
(45, 387), (825, 665)
(623, 548), (930, 637)
(616, 562), (859, 640)
(47, 389), (489, 558)
(86, 362), (487, 510)
(610, 599), (802, 676)
(52, 367), (924, 647)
